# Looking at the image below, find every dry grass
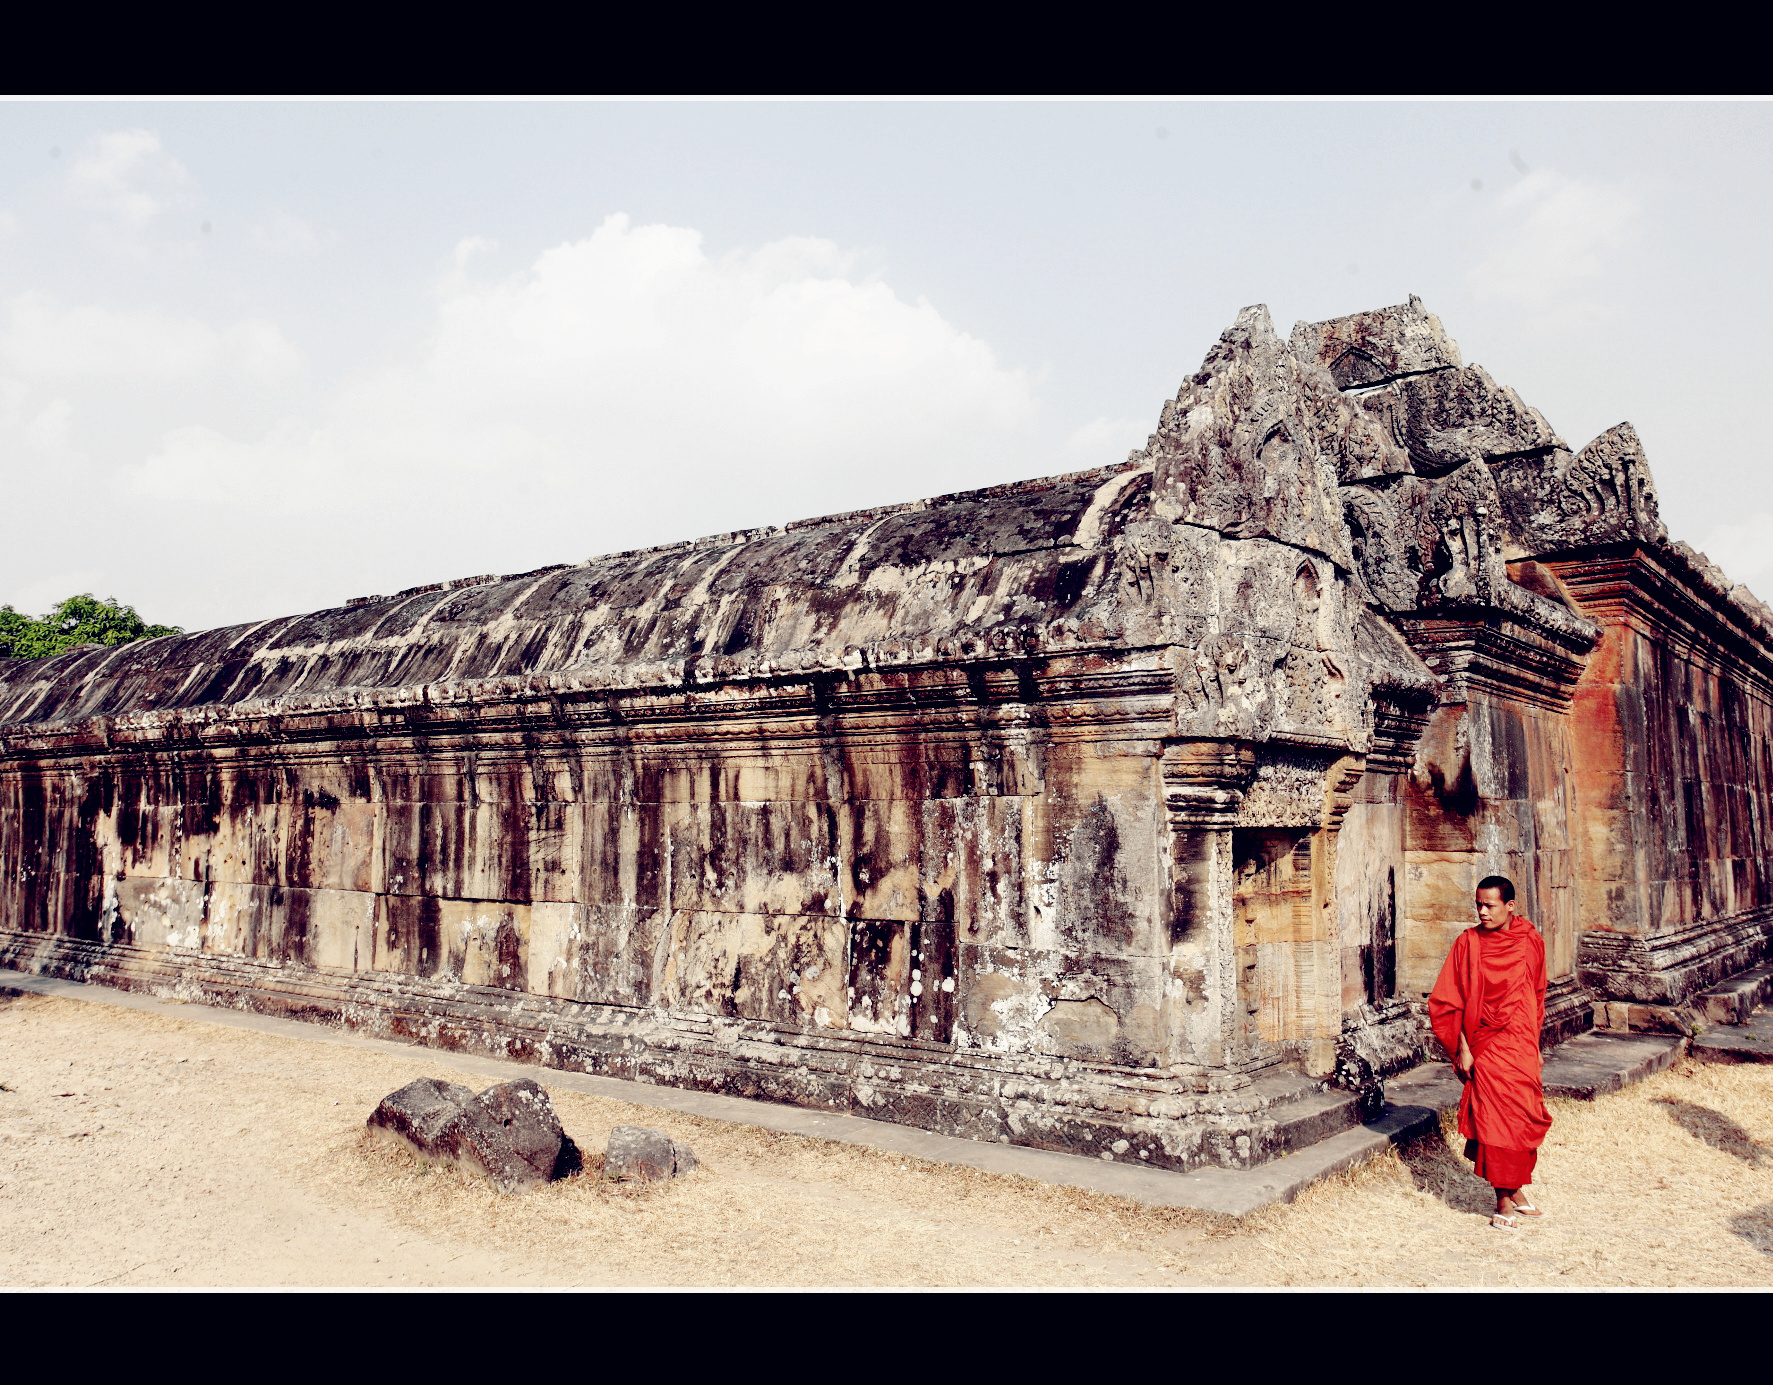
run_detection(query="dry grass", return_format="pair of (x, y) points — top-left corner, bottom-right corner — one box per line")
(1228, 1058), (1773, 1287)
(1, 990), (1769, 1287)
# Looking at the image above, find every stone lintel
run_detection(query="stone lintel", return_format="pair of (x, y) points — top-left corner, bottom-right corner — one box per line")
(0, 658), (1182, 769)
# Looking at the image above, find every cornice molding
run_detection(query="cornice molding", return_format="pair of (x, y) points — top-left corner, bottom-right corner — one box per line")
(1550, 545), (1773, 701)
(0, 656), (1184, 771)
(1390, 610), (1593, 712)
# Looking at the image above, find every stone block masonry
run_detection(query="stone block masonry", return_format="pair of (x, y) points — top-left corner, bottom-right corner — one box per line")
(2, 295), (1769, 1174)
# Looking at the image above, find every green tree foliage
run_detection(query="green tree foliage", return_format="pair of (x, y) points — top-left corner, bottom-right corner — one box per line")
(0, 594), (182, 661)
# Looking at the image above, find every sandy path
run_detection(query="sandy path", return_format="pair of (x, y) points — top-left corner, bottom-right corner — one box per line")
(1, 991), (1769, 1288)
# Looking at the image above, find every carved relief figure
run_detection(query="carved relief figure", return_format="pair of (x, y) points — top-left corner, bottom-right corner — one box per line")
(1427, 461), (1505, 604)
(1282, 562), (1348, 730)
(1199, 633), (1258, 735)
(1340, 482), (1425, 610)
(1117, 527), (1170, 602)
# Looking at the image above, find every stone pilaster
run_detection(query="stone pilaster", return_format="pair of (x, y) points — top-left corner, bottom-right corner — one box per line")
(1161, 740), (1254, 1073)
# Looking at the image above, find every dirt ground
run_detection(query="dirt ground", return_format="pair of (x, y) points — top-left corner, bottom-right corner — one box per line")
(1, 990), (1770, 1288)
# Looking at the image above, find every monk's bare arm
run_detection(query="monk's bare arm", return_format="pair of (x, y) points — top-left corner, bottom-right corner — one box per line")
(1455, 1031), (1474, 1079)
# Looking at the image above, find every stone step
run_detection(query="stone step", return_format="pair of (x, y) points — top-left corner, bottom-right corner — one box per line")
(1387, 1061), (1463, 1111)
(1691, 1008), (1773, 1064)
(1266, 1086), (1362, 1154)
(1540, 1030), (1685, 1099)
(1694, 963), (1773, 1026)
(1378, 1031), (1685, 1109)
(1156, 1097), (1440, 1217)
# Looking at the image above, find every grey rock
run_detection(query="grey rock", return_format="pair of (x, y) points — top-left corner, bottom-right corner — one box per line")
(464, 1078), (582, 1190)
(604, 1124), (698, 1181)
(366, 1075), (580, 1194)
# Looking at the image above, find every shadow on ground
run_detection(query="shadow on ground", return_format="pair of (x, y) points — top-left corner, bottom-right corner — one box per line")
(1654, 1098), (1768, 1166)
(1729, 1204), (1773, 1256)
(1397, 1132), (1494, 1216)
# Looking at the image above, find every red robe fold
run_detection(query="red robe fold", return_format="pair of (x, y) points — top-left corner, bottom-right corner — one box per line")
(1427, 916), (1552, 1189)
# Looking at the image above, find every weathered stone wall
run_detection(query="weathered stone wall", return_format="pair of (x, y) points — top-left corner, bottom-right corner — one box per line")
(3, 293), (1770, 1172)
(0, 664), (1177, 1055)
(1551, 546), (1773, 1002)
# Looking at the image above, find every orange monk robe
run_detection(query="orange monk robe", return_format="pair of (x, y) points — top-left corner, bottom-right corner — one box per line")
(1427, 916), (1553, 1190)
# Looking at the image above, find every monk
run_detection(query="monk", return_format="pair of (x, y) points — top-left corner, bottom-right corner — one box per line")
(1427, 875), (1552, 1229)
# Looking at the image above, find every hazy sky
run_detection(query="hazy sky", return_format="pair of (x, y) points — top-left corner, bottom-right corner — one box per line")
(3, 100), (1770, 633)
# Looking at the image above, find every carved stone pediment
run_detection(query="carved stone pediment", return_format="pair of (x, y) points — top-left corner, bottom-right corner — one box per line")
(1392, 365), (1561, 476)
(1340, 478), (1428, 610)
(1490, 422), (1668, 559)
(1147, 306), (1354, 570)
(1289, 295), (1462, 390)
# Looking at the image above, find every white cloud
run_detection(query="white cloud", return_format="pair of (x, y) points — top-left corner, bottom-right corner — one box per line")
(249, 209), (330, 255)
(0, 211), (17, 237)
(1467, 169), (1641, 314)
(0, 377), (73, 454)
(1699, 512), (1773, 604)
(0, 294), (303, 386)
(126, 215), (1043, 550)
(67, 129), (191, 228)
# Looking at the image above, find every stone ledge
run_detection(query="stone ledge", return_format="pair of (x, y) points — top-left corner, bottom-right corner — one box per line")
(1691, 1010), (1773, 1065)
(1578, 910), (1773, 1006)
(0, 968), (1700, 1219)
(1540, 1031), (1685, 1100)
(1695, 964), (1773, 1026)
(0, 941), (1345, 1176)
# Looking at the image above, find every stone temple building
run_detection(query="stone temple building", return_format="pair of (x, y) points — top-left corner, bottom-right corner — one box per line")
(2, 297), (1769, 1172)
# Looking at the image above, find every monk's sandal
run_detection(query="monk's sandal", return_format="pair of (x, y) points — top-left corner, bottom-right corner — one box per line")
(1490, 1213), (1517, 1230)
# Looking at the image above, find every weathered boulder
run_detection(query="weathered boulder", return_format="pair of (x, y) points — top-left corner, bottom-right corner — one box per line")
(604, 1124), (698, 1181)
(365, 1077), (477, 1152)
(366, 1076), (580, 1193)
(475, 1078), (583, 1184)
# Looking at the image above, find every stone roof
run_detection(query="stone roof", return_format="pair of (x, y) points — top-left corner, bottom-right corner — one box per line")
(0, 462), (1172, 728)
(22, 293), (1765, 738)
